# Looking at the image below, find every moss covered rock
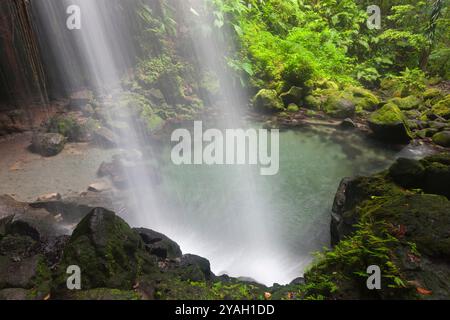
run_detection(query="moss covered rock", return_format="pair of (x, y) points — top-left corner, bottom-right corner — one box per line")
(389, 96), (422, 110)
(368, 103), (412, 143)
(280, 86), (303, 106)
(30, 133), (66, 157)
(347, 86), (380, 111)
(252, 89), (284, 113)
(432, 131), (450, 147)
(134, 228), (182, 260)
(47, 115), (96, 142)
(431, 95), (450, 119)
(56, 208), (157, 291)
(318, 153), (450, 300)
(303, 95), (321, 110)
(389, 158), (425, 189)
(322, 92), (356, 119)
(287, 103), (300, 112)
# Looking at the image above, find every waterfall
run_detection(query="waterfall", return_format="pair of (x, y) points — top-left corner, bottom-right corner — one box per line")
(29, 0), (301, 285)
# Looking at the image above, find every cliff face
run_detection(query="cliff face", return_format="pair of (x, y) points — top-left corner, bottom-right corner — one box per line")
(0, 0), (47, 106)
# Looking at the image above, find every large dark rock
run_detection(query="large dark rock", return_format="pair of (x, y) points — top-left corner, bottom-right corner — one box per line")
(134, 228), (182, 259)
(179, 254), (213, 282)
(0, 254), (51, 298)
(331, 175), (404, 245)
(389, 158), (425, 189)
(368, 103), (412, 143)
(326, 153), (450, 299)
(30, 132), (66, 157)
(421, 153), (450, 199)
(56, 208), (157, 290)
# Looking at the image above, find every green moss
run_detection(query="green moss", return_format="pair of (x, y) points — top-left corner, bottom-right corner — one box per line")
(432, 131), (450, 147)
(287, 103), (299, 112)
(431, 95), (450, 119)
(280, 86), (304, 106)
(389, 96), (422, 110)
(27, 255), (52, 300)
(67, 288), (142, 300)
(304, 95), (321, 110)
(153, 275), (265, 300)
(301, 221), (415, 300)
(56, 209), (158, 291)
(423, 88), (443, 100)
(47, 115), (96, 142)
(370, 103), (405, 124)
(321, 89), (355, 119)
(347, 86), (380, 111)
(252, 89), (284, 113)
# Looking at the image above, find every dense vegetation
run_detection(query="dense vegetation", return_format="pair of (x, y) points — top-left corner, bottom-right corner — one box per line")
(210, 0), (449, 89)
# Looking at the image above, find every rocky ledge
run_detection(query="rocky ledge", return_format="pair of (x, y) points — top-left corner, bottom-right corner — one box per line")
(0, 194), (270, 300)
(303, 152), (450, 300)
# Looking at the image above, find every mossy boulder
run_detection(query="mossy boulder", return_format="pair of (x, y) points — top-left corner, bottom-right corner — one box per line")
(347, 86), (380, 111)
(134, 228), (182, 260)
(368, 103), (413, 143)
(178, 254), (213, 282)
(323, 153), (450, 299)
(362, 193), (450, 258)
(252, 89), (284, 113)
(287, 103), (299, 112)
(322, 92), (356, 119)
(30, 133), (66, 157)
(303, 95), (321, 110)
(388, 158), (425, 189)
(56, 208), (157, 291)
(423, 88), (443, 101)
(47, 115), (95, 142)
(420, 153), (450, 199)
(0, 254), (51, 299)
(389, 96), (422, 110)
(431, 95), (450, 119)
(280, 86), (304, 106)
(432, 131), (450, 147)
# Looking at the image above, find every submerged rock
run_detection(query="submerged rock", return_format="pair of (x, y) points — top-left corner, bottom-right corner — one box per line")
(368, 103), (412, 143)
(30, 132), (66, 157)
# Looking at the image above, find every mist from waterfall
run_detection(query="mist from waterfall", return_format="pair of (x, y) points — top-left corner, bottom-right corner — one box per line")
(30, 0), (308, 285)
